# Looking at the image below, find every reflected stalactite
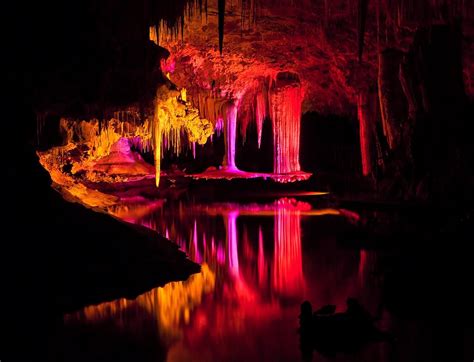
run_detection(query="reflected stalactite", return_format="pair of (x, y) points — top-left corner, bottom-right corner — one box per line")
(113, 197), (312, 299)
(226, 211), (240, 275)
(258, 226), (266, 286)
(272, 200), (305, 297)
(66, 197), (361, 358)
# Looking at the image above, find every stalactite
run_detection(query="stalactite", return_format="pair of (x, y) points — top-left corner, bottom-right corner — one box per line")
(193, 91), (229, 126)
(358, 91), (377, 176)
(241, 0), (246, 32)
(155, 0), (210, 46)
(357, 0), (370, 62)
(218, 0), (226, 54)
(255, 90), (268, 149)
(239, 0), (257, 31)
(149, 25), (158, 45)
(270, 73), (303, 174)
(206, 72), (306, 177)
(222, 102), (238, 169)
(377, 48), (407, 150)
(190, 90), (243, 170)
(152, 101), (163, 187)
(324, 0), (330, 29)
(151, 85), (214, 186)
(376, 0), (380, 52)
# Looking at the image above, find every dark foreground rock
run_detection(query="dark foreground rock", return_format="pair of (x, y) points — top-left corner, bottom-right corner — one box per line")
(3, 136), (199, 360)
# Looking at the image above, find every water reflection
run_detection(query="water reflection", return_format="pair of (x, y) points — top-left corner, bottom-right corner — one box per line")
(65, 197), (372, 361)
(65, 264), (215, 342)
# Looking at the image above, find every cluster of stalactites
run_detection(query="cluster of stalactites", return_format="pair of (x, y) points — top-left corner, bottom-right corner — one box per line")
(60, 116), (156, 160)
(59, 86), (213, 187)
(151, 0), (261, 54)
(150, 0), (208, 47)
(187, 72), (304, 174)
(237, 78), (270, 149)
(157, 0), (471, 60)
(269, 80), (303, 174)
(237, 74), (304, 174)
(189, 90), (238, 168)
(152, 85), (214, 186)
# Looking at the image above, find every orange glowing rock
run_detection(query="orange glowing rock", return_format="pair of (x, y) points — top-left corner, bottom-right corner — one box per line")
(37, 146), (119, 208)
(151, 85), (214, 186)
(43, 83), (214, 189)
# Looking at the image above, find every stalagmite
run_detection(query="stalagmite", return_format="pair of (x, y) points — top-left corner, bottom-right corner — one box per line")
(270, 73), (303, 174)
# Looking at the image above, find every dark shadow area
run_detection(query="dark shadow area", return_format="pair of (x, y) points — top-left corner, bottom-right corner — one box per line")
(299, 299), (392, 360)
(2, 105), (199, 361)
(56, 307), (166, 362)
(236, 117), (274, 172)
(301, 112), (362, 176)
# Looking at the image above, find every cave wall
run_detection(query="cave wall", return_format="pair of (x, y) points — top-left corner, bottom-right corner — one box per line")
(153, 0), (473, 200)
(10, 0), (474, 199)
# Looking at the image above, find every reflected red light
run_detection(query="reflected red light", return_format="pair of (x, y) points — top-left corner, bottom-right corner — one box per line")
(272, 206), (305, 296)
(71, 197), (360, 359)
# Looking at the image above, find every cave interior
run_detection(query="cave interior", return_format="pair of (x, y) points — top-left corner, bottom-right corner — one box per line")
(4, 0), (474, 361)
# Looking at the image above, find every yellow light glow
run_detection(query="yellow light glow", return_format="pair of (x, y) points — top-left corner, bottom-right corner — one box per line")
(65, 263), (216, 341)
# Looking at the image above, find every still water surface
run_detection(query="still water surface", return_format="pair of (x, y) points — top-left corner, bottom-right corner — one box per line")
(63, 194), (391, 361)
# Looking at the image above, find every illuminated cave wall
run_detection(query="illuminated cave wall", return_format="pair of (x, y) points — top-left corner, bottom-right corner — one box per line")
(41, 85), (214, 188)
(153, 0), (473, 186)
(33, 0), (474, 191)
